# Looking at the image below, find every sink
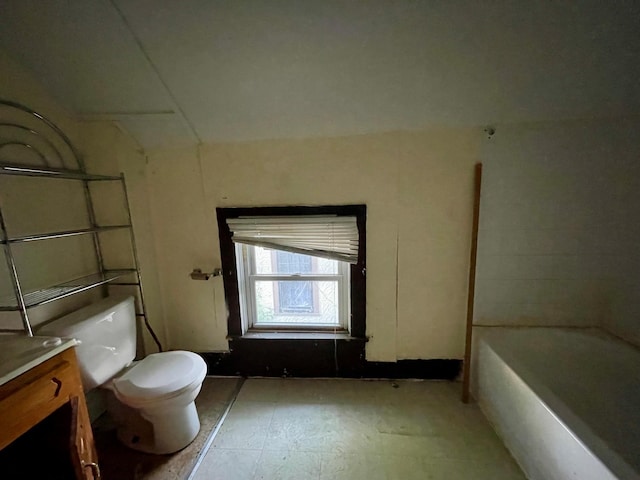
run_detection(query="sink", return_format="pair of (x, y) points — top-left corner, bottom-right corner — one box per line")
(0, 334), (77, 386)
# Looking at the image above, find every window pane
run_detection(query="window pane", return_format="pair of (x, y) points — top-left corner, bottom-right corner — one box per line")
(254, 246), (338, 274)
(254, 280), (340, 325)
(276, 250), (311, 275)
(278, 280), (314, 313)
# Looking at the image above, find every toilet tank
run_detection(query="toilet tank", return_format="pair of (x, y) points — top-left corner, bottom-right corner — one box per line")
(38, 295), (137, 391)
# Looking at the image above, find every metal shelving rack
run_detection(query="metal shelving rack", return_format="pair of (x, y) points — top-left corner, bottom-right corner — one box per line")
(0, 100), (162, 351)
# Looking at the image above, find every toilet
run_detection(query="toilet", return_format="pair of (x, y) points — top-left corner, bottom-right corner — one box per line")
(38, 295), (207, 454)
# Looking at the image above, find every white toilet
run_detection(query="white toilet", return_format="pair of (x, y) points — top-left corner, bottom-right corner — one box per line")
(38, 295), (207, 454)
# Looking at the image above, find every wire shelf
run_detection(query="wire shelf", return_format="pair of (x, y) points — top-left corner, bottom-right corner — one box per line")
(0, 270), (136, 311)
(1, 225), (132, 244)
(0, 163), (122, 181)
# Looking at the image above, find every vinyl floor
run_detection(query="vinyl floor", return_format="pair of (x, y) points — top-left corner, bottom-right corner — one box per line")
(191, 378), (525, 480)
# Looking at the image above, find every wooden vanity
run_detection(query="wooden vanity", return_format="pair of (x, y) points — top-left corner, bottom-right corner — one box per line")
(0, 342), (99, 479)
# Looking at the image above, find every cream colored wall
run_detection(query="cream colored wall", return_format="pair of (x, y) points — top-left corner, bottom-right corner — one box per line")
(475, 118), (640, 347)
(0, 50), (78, 141)
(146, 128), (481, 360)
(396, 132), (481, 358)
(0, 49), (96, 330)
(0, 49), (166, 353)
(78, 122), (167, 354)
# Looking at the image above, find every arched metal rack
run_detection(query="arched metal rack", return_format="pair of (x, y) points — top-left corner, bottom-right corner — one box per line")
(0, 100), (162, 352)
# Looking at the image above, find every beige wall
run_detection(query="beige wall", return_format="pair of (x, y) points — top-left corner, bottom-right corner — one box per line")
(474, 118), (640, 347)
(5, 41), (639, 362)
(146, 129), (481, 360)
(0, 49), (166, 354)
(0, 50), (78, 142)
(0, 49), (93, 330)
(79, 121), (167, 354)
(6, 40), (639, 363)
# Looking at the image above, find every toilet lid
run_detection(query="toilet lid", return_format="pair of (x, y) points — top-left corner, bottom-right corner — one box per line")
(112, 351), (206, 400)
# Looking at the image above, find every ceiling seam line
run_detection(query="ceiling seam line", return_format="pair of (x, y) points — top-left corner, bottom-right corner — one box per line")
(107, 0), (202, 144)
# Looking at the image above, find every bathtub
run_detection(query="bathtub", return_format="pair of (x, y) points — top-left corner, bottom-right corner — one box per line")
(472, 327), (640, 480)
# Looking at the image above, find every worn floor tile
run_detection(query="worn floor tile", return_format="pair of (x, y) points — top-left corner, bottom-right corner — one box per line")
(212, 401), (276, 450)
(235, 378), (285, 404)
(319, 452), (388, 480)
(254, 450), (322, 480)
(192, 378), (526, 480)
(193, 448), (261, 480)
(422, 459), (526, 480)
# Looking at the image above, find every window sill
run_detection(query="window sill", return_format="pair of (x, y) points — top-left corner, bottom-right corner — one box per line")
(228, 331), (368, 342)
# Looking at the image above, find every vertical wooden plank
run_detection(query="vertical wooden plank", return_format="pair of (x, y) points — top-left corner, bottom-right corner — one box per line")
(462, 162), (482, 403)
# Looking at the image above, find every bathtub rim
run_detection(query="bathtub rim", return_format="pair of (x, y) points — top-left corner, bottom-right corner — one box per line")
(476, 326), (640, 480)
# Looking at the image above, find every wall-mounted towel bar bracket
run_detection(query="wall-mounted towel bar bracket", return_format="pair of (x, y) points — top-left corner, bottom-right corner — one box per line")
(190, 268), (222, 280)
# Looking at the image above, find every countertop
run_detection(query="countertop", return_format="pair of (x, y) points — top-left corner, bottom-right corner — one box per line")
(0, 334), (77, 387)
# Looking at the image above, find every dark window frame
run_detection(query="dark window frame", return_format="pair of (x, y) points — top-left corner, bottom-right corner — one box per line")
(216, 205), (366, 339)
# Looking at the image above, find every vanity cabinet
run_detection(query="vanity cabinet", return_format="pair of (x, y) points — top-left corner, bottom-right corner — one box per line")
(0, 347), (99, 479)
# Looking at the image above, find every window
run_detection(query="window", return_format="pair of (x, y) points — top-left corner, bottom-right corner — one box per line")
(217, 205), (366, 338)
(275, 251), (315, 314)
(236, 245), (350, 330)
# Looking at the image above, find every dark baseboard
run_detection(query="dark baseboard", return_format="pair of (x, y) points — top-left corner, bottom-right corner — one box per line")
(199, 337), (461, 380)
(362, 359), (461, 380)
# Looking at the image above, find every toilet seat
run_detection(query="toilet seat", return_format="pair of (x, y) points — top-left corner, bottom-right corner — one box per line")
(112, 351), (207, 405)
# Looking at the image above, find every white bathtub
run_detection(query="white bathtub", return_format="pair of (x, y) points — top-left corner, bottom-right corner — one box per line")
(473, 327), (640, 480)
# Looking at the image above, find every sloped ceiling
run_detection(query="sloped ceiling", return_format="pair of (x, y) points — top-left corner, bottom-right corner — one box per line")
(1, 0), (639, 148)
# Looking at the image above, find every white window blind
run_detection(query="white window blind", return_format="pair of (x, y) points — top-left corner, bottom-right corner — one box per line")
(226, 215), (359, 264)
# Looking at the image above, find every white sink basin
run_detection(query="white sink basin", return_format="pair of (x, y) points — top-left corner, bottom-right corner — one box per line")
(0, 334), (77, 386)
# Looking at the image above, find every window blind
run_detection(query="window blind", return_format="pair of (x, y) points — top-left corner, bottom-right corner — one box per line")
(226, 215), (359, 264)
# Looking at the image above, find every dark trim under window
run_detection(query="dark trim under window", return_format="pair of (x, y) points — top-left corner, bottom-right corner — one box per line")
(216, 205), (366, 339)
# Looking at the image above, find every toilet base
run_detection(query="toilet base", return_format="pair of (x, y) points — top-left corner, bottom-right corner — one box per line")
(106, 391), (201, 454)
(140, 402), (201, 454)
